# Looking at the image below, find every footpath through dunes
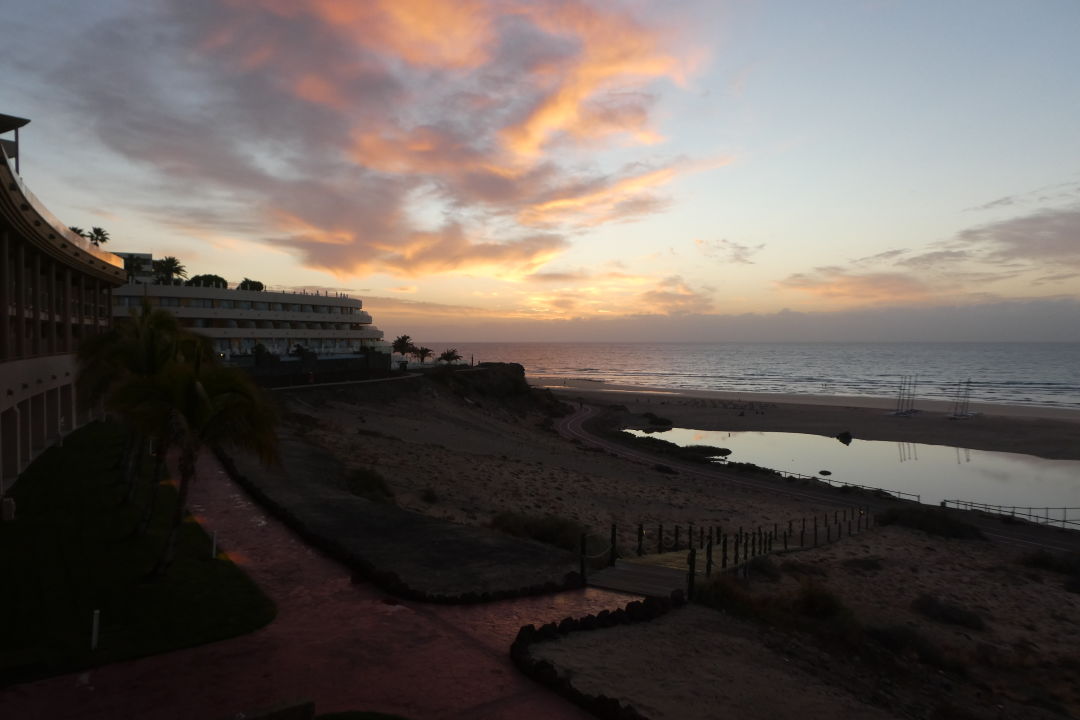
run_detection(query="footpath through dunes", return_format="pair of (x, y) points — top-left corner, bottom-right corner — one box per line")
(0, 444), (630, 720)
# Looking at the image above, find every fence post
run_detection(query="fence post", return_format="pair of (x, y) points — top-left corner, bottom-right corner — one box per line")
(826, 523), (831, 542)
(847, 519), (852, 537)
(689, 523), (694, 550)
(813, 516), (818, 546)
(722, 534), (728, 569)
(658, 523), (663, 554)
(610, 523), (617, 567)
(637, 523), (644, 556)
(700, 525), (705, 549)
(687, 548), (697, 600)
(579, 533), (587, 583)
(800, 518), (805, 547)
(706, 538), (713, 576)
(675, 525), (680, 551)
(783, 531), (788, 550)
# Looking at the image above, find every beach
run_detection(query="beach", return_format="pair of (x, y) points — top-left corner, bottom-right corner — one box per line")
(274, 366), (1080, 718)
(532, 376), (1080, 460)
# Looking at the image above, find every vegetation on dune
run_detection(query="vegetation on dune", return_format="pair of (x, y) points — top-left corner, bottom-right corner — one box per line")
(911, 594), (986, 630)
(875, 506), (984, 540)
(345, 467), (395, 504)
(490, 511), (609, 561)
(610, 431), (732, 464)
(0, 422), (275, 686)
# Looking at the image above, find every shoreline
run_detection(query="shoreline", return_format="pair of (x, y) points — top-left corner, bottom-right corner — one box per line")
(529, 375), (1080, 421)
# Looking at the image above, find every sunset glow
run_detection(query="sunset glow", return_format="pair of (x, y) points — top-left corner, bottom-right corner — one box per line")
(3, 0), (1079, 340)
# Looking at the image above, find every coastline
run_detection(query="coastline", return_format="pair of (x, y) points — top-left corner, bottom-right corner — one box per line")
(533, 375), (1080, 460)
(530, 375), (1080, 421)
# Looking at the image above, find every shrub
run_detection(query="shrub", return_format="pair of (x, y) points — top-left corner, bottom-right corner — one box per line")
(876, 506), (984, 539)
(1020, 550), (1080, 577)
(642, 411), (672, 426)
(491, 512), (586, 553)
(911, 594), (985, 630)
(843, 556), (883, 572)
(345, 467), (395, 503)
(747, 555), (781, 581)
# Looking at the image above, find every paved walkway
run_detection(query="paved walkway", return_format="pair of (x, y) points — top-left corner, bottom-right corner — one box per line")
(0, 452), (634, 720)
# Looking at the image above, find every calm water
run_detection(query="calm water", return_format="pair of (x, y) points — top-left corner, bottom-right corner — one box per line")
(439, 342), (1080, 409)
(629, 427), (1080, 512)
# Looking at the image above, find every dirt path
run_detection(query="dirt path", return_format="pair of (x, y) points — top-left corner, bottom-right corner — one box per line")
(0, 452), (634, 720)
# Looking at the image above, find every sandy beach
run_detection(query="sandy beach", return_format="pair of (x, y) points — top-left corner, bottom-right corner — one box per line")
(533, 376), (1080, 460)
(275, 366), (1080, 719)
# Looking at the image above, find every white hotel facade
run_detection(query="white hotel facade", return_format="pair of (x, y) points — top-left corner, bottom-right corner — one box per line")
(112, 266), (388, 360)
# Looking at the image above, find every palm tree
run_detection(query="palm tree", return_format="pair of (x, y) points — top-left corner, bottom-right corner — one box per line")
(68, 226), (89, 239)
(413, 346), (433, 365)
(392, 335), (415, 359)
(438, 348), (462, 364)
(111, 358), (277, 575)
(78, 300), (187, 505)
(152, 256), (187, 284)
(87, 226), (110, 247)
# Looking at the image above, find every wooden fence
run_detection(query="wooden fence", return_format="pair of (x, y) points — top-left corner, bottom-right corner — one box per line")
(941, 500), (1080, 531)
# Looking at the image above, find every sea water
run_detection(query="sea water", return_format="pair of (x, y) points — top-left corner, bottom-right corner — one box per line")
(437, 342), (1080, 410)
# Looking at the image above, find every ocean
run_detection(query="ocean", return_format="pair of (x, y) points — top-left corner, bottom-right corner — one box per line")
(431, 342), (1080, 410)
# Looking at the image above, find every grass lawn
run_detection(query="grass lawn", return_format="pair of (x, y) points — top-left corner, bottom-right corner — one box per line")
(0, 421), (276, 686)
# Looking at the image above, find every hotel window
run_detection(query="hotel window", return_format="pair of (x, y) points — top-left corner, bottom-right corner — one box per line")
(216, 299), (235, 309)
(237, 301), (252, 310)
(254, 302), (268, 311)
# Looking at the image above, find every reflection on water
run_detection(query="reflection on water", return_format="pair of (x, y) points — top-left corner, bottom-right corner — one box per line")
(628, 428), (1080, 510)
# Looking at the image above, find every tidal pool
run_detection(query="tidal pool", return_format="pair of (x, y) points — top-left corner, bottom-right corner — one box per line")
(627, 428), (1080, 517)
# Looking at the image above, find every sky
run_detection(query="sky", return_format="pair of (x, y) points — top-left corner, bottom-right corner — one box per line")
(3, 0), (1080, 342)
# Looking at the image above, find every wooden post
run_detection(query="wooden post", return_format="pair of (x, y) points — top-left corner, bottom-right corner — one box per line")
(733, 533), (739, 564)
(689, 523), (694, 550)
(658, 524), (663, 554)
(788, 519), (793, 535)
(800, 518), (805, 547)
(610, 523), (617, 566)
(826, 523), (831, 542)
(722, 534), (728, 569)
(637, 523), (644, 556)
(687, 548), (697, 599)
(783, 531), (788, 550)
(706, 538), (713, 575)
(700, 525), (705, 549)
(675, 525), (680, 551)
(847, 519), (852, 537)
(813, 516), (818, 546)
(579, 533), (587, 583)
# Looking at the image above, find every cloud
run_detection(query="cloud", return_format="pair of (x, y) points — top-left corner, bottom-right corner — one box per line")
(779, 267), (934, 304)
(39, 0), (701, 282)
(638, 275), (714, 314)
(392, 285), (418, 293)
(695, 238), (764, 264)
(955, 205), (1080, 268)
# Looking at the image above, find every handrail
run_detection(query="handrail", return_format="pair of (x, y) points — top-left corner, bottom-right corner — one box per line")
(752, 465), (921, 503)
(942, 499), (1080, 530)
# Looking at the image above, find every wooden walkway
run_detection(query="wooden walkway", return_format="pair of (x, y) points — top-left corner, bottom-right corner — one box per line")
(586, 559), (687, 597)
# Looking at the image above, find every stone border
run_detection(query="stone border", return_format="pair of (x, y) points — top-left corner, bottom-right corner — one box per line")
(212, 447), (585, 604)
(510, 590), (687, 720)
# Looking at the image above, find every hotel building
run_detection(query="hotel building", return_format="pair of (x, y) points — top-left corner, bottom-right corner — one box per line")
(1, 113), (127, 493)
(111, 276), (388, 360)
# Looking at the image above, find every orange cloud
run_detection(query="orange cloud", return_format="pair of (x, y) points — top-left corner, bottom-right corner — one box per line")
(502, 2), (687, 156)
(779, 267), (934, 305)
